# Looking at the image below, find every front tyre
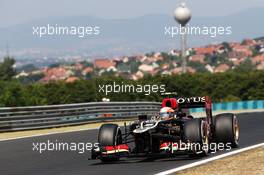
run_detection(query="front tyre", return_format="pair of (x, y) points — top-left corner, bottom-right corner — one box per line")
(98, 124), (122, 146)
(214, 113), (239, 148)
(98, 124), (122, 162)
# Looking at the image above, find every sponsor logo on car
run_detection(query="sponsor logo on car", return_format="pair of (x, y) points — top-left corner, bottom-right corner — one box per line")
(177, 96), (206, 104)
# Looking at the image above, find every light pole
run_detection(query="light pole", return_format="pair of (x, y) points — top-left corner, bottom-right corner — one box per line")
(174, 2), (191, 73)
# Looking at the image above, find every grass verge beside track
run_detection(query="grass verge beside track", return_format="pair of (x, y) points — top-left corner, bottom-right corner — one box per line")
(0, 120), (130, 141)
(174, 146), (264, 175)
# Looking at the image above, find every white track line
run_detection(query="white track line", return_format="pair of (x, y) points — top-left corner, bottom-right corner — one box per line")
(155, 142), (264, 175)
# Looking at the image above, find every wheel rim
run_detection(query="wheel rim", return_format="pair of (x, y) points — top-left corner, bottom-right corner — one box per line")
(201, 121), (209, 154)
(233, 116), (239, 144)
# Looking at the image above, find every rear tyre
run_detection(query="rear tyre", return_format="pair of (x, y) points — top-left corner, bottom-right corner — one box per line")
(184, 118), (209, 157)
(98, 124), (122, 162)
(214, 113), (239, 148)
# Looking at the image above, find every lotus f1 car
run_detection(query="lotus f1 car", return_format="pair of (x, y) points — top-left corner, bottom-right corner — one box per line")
(91, 96), (239, 162)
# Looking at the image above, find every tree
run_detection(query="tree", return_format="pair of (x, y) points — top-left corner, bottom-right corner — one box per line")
(234, 58), (255, 72)
(188, 61), (208, 73)
(0, 81), (27, 106)
(16, 64), (37, 72)
(48, 63), (60, 68)
(0, 57), (16, 80)
(18, 73), (45, 84)
(222, 42), (232, 52)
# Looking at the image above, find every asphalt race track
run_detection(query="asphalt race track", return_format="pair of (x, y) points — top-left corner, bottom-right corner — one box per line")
(0, 112), (263, 175)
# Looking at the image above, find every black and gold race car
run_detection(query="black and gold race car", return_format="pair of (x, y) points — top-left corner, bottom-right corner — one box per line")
(91, 96), (239, 162)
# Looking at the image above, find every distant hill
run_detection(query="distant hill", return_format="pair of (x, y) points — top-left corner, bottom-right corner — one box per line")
(255, 36), (264, 41)
(0, 7), (264, 58)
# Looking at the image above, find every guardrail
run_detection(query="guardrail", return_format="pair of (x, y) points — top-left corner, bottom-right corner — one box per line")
(0, 102), (161, 132)
(0, 100), (263, 132)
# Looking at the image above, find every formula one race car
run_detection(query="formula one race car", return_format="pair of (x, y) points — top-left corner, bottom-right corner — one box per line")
(91, 96), (239, 162)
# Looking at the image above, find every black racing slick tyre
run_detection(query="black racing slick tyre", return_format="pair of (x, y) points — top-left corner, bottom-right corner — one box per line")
(98, 124), (122, 162)
(184, 118), (209, 156)
(214, 113), (239, 148)
(98, 124), (122, 146)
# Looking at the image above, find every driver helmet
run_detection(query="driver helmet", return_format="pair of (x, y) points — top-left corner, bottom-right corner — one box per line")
(159, 107), (174, 120)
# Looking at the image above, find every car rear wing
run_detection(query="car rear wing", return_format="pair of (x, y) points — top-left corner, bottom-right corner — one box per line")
(162, 96), (212, 109)
(177, 96), (211, 108)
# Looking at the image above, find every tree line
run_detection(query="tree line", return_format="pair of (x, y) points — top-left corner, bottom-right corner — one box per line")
(0, 71), (263, 107)
(0, 57), (263, 107)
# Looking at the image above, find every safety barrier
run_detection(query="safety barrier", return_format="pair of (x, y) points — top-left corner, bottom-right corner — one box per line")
(0, 102), (161, 132)
(190, 100), (264, 113)
(0, 100), (263, 132)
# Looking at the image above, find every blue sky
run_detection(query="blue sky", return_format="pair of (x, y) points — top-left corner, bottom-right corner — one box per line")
(0, 0), (264, 27)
